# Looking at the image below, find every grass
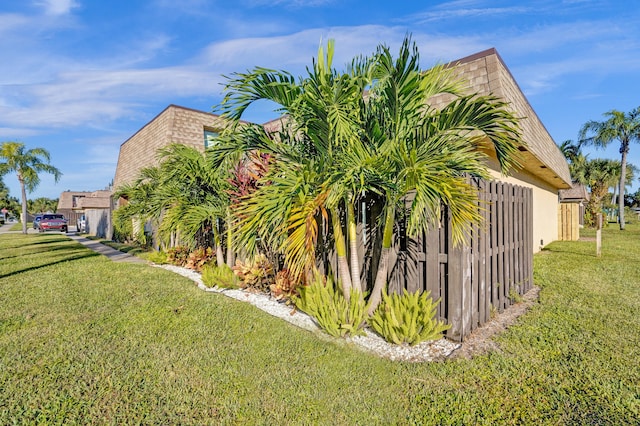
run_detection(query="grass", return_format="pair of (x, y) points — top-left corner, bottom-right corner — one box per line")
(1, 229), (639, 424)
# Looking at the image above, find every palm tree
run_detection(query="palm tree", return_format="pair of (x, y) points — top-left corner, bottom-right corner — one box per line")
(0, 142), (61, 234)
(559, 139), (582, 163)
(28, 197), (59, 214)
(362, 39), (522, 314)
(579, 107), (640, 229)
(217, 40), (375, 300)
(579, 158), (621, 227)
(114, 144), (230, 262)
(218, 36), (522, 313)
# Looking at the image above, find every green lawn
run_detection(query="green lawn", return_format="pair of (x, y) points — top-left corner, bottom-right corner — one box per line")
(1, 229), (639, 424)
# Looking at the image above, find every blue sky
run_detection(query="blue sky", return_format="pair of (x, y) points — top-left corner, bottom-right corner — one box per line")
(1, 0), (639, 200)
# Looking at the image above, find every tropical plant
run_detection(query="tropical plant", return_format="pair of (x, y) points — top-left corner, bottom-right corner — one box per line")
(232, 254), (275, 293)
(608, 163), (637, 206)
(0, 141), (61, 234)
(27, 197), (58, 214)
(217, 36), (522, 317)
(270, 268), (299, 302)
(363, 39), (522, 314)
(575, 158), (621, 227)
(143, 250), (168, 264)
(369, 289), (450, 345)
(558, 139), (582, 163)
(185, 247), (216, 272)
(579, 107), (640, 229)
(201, 263), (238, 289)
(114, 144), (231, 263)
(293, 271), (368, 338)
(167, 246), (191, 267)
(216, 40), (376, 300)
(0, 179), (20, 217)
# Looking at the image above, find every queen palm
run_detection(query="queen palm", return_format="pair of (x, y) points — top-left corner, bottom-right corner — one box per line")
(579, 107), (640, 230)
(0, 141), (61, 234)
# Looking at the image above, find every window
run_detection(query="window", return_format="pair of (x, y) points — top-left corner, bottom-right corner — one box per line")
(72, 195), (85, 208)
(204, 129), (219, 148)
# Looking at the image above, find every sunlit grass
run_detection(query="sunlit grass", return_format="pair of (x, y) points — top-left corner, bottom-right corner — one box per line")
(1, 229), (638, 424)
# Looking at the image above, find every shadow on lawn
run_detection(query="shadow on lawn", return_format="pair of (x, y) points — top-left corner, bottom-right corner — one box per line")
(0, 242), (85, 261)
(0, 248), (100, 279)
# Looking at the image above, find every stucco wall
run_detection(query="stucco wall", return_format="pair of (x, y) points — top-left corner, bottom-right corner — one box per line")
(486, 158), (559, 253)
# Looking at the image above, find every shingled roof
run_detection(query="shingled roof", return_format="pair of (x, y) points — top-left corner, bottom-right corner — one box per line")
(438, 48), (572, 189)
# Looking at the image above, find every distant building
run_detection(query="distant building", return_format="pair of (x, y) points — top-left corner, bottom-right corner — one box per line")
(58, 190), (112, 238)
(57, 191), (93, 223)
(559, 183), (590, 240)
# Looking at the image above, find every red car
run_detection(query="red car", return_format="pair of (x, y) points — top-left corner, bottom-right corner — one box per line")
(39, 214), (68, 233)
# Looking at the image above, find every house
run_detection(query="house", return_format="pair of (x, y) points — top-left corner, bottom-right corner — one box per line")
(433, 48), (572, 251)
(113, 105), (232, 191)
(57, 191), (94, 225)
(111, 48), (572, 341)
(58, 189), (113, 238)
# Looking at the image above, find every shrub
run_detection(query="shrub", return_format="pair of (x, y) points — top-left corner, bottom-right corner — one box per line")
(142, 250), (168, 264)
(167, 246), (190, 267)
(232, 254), (275, 293)
(185, 247), (216, 272)
(201, 264), (238, 289)
(293, 272), (368, 338)
(369, 289), (450, 345)
(112, 209), (134, 243)
(269, 269), (300, 303)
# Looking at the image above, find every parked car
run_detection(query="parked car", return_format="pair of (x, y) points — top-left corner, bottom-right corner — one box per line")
(76, 214), (86, 233)
(39, 214), (68, 233)
(33, 215), (43, 230)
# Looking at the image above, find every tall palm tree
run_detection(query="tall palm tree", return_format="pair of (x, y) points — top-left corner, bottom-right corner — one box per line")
(0, 141), (61, 234)
(579, 107), (640, 229)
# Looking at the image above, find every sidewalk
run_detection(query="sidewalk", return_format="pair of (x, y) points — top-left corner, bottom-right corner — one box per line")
(0, 223), (147, 264)
(66, 234), (148, 264)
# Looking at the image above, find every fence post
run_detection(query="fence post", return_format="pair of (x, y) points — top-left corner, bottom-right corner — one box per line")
(446, 219), (472, 342)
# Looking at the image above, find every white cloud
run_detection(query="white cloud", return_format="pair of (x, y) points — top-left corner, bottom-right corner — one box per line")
(0, 13), (30, 36)
(0, 66), (225, 129)
(35, 0), (78, 16)
(243, 0), (335, 7)
(199, 25), (483, 73)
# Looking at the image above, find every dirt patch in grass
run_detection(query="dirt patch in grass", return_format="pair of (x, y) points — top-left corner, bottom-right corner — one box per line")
(450, 286), (540, 359)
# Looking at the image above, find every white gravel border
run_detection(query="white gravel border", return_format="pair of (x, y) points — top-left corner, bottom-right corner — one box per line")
(154, 263), (461, 362)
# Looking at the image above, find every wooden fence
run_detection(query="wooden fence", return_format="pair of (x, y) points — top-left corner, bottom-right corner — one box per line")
(357, 178), (533, 342)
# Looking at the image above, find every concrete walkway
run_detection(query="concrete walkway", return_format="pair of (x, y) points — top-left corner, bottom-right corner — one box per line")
(0, 222), (147, 264)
